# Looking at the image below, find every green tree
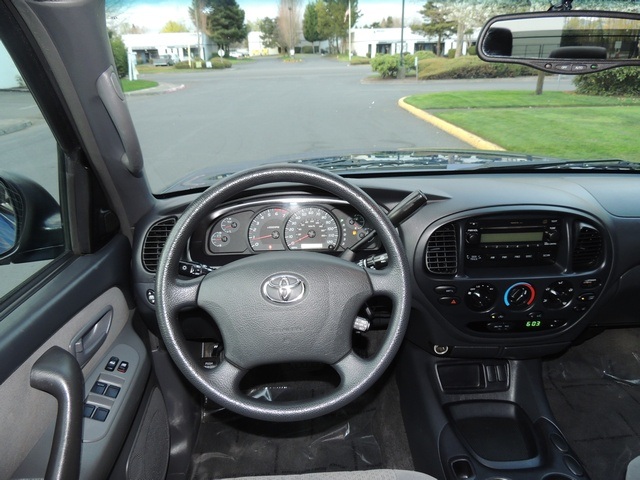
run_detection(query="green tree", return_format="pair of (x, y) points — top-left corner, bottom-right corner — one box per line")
(303, 1), (324, 52)
(108, 30), (127, 77)
(206, 0), (248, 54)
(257, 17), (280, 49)
(160, 20), (190, 33)
(316, 0), (359, 54)
(413, 2), (455, 56)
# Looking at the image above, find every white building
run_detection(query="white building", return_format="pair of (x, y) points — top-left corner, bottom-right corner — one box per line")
(350, 27), (457, 58)
(122, 32), (217, 63)
(247, 31), (280, 56)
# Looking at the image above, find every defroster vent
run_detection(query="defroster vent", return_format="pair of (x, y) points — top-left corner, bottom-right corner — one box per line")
(426, 223), (458, 275)
(572, 224), (603, 271)
(142, 217), (176, 272)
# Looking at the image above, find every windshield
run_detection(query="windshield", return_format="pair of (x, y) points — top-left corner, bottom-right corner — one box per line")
(108, 0), (640, 193)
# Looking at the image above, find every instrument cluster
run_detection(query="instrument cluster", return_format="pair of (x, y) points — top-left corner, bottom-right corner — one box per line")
(194, 197), (378, 257)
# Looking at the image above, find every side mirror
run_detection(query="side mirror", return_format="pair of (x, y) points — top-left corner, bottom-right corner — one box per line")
(477, 11), (640, 74)
(0, 172), (64, 265)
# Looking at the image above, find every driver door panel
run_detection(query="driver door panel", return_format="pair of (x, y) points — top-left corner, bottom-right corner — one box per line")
(0, 236), (150, 480)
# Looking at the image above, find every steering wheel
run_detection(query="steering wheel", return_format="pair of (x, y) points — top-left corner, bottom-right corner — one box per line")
(155, 164), (411, 421)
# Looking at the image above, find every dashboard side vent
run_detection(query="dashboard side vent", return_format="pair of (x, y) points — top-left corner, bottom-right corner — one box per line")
(142, 217), (176, 273)
(426, 223), (458, 275)
(572, 224), (603, 271)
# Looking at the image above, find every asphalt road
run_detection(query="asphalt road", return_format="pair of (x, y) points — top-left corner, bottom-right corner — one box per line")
(1, 55), (575, 194)
(126, 55), (574, 191)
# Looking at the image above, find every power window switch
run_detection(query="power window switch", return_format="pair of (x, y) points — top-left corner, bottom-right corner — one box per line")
(90, 381), (107, 395)
(117, 361), (129, 373)
(83, 404), (96, 418)
(92, 407), (109, 422)
(105, 385), (121, 398)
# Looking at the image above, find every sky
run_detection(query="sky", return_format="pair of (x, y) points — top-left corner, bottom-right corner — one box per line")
(110, 0), (425, 33)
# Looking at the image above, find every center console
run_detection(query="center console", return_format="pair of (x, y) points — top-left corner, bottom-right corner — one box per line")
(397, 342), (590, 480)
(399, 207), (605, 479)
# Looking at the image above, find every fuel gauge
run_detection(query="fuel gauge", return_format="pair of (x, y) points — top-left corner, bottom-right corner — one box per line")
(210, 231), (230, 248)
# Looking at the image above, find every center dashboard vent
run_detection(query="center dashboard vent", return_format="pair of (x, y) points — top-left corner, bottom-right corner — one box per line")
(426, 223), (458, 275)
(142, 217), (176, 273)
(572, 224), (603, 271)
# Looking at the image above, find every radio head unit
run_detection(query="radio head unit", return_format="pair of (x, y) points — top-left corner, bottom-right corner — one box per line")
(464, 217), (560, 267)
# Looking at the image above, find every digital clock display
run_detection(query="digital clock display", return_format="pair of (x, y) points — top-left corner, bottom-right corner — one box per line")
(526, 320), (542, 328)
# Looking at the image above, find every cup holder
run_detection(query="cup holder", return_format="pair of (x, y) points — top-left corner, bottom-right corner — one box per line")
(447, 401), (538, 463)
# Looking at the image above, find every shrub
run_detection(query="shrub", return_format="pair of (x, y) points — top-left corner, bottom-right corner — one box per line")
(371, 54), (400, 78)
(301, 45), (314, 54)
(418, 56), (537, 80)
(414, 50), (436, 61)
(174, 61), (192, 69)
(349, 56), (370, 65)
(371, 53), (419, 77)
(447, 48), (456, 59)
(467, 45), (477, 56)
(574, 67), (640, 96)
(209, 57), (232, 69)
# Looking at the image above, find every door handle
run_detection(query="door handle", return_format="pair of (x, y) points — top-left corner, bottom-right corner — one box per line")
(30, 346), (83, 480)
(70, 308), (112, 367)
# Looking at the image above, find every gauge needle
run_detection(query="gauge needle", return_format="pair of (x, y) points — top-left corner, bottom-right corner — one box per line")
(252, 234), (275, 240)
(289, 234), (310, 245)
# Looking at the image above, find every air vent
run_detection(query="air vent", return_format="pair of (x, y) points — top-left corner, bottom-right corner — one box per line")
(426, 223), (458, 275)
(142, 217), (176, 272)
(572, 224), (603, 271)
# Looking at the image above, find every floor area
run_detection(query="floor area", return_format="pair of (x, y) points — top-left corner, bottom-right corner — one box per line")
(543, 327), (640, 480)
(188, 366), (413, 479)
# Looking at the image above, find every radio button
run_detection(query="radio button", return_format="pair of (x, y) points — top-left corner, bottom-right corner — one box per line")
(581, 278), (601, 289)
(465, 231), (480, 245)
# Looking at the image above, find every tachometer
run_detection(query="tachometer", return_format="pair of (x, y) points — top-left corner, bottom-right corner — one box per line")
(284, 207), (340, 251)
(248, 208), (288, 251)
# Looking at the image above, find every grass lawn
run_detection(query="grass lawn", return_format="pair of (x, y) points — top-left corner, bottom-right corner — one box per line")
(120, 79), (158, 92)
(404, 91), (640, 161)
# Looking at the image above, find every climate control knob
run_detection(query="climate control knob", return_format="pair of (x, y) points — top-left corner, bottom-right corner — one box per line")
(504, 282), (536, 310)
(465, 283), (497, 312)
(543, 280), (574, 309)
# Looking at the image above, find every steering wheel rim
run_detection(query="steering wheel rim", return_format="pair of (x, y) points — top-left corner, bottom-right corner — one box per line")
(156, 164), (411, 421)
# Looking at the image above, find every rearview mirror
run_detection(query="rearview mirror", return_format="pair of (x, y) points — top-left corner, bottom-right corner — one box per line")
(477, 11), (640, 74)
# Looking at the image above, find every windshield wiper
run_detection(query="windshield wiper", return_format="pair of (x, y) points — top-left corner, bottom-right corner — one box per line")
(476, 159), (640, 172)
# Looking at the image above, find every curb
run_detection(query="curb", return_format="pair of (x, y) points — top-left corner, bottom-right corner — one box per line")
(0, 120), (32, 136)
(125, 83), (185, 96)
(398, 97), (505, 151)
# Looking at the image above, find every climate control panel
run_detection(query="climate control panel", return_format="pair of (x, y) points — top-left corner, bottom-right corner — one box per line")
(430, 277), (602, 335)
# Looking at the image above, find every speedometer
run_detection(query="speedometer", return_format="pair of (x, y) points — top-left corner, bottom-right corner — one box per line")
(284, 207), (340, 251)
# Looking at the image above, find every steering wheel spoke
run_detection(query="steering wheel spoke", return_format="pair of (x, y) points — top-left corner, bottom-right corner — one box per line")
(162, 276), (202, 312)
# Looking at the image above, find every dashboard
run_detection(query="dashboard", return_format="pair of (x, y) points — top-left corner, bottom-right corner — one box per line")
(133, 172), (640, 360)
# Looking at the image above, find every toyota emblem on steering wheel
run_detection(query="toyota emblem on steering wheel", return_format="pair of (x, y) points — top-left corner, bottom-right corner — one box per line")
(262, 274), (306, 304)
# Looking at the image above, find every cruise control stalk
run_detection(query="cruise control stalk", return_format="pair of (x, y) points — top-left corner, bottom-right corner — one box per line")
(342, 190), (427, 263)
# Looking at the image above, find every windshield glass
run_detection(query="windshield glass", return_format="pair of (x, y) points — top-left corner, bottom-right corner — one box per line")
(109, 0), (640, 193)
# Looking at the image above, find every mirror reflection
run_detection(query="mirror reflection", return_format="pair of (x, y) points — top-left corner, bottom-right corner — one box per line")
(0, 182), (17, 255)
(483, 15), (640, 60)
